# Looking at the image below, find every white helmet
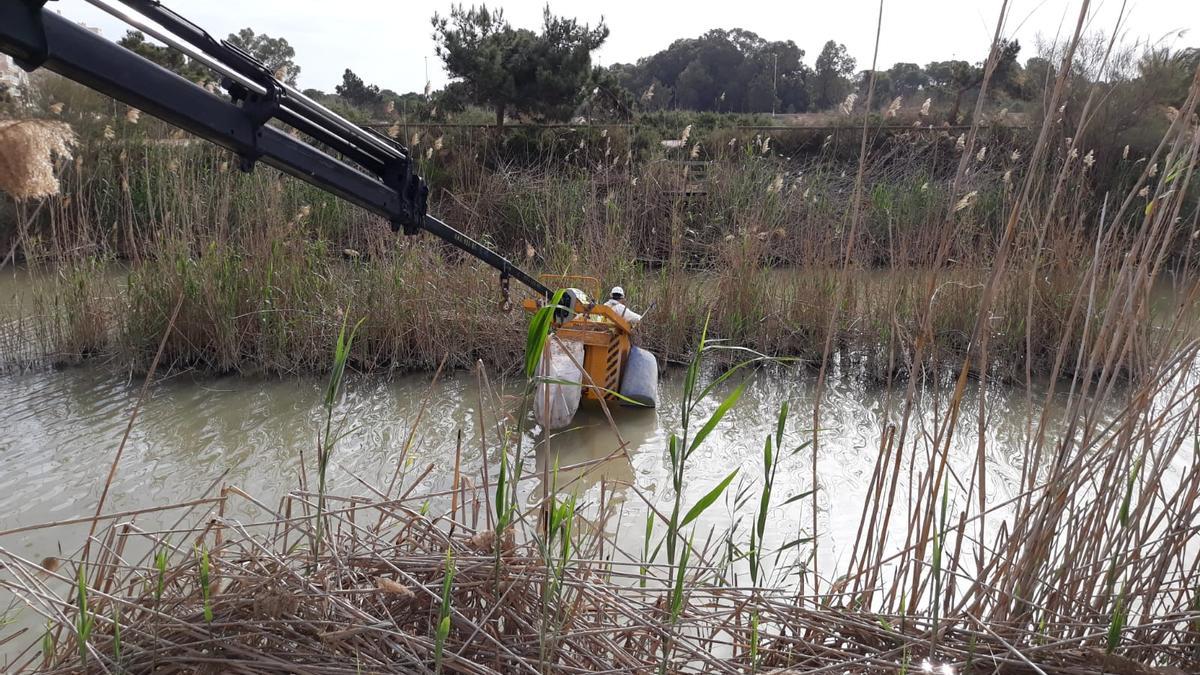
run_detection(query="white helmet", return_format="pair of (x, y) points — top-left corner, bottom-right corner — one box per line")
(610, 286), (625, 298)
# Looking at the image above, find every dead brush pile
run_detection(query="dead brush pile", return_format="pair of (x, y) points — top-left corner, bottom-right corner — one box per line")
(1, 443), (1197, 675)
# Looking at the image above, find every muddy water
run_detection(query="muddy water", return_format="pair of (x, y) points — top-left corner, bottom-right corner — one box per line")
(0, 363), (1061, 568)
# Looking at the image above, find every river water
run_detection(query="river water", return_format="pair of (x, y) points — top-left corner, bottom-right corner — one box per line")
(0, 362), (1055, 569)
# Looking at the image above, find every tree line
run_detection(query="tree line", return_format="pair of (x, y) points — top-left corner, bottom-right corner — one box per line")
(104, 5), (1197, 129)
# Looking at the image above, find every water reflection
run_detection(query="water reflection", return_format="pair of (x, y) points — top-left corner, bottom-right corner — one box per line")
(533, 405), (656, 498)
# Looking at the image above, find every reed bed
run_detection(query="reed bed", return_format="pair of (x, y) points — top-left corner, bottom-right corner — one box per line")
(2, 468), (1196, 675)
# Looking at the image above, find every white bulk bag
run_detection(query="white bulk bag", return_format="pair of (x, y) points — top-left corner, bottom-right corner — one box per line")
(533, 336), (585, 429)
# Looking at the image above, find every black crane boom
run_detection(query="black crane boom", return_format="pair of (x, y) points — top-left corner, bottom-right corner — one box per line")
(0, 0), (551, 298)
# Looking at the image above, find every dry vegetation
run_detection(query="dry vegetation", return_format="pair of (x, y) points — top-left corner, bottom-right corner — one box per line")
(1, 1), (1200, 673)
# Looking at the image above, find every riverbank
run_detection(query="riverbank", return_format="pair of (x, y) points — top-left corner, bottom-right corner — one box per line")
(0, 251), (1178, 384)
(10, 487), (1189, 674)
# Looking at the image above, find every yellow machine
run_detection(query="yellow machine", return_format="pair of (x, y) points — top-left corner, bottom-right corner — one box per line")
(522, 275), (634, 401)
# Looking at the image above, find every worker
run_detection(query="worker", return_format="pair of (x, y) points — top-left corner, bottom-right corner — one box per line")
(604, 286), (643, 325)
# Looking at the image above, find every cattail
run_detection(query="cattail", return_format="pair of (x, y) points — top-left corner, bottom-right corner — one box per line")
(48, 102), (64, 116)
(1067, 146), (1078, 161)
(410, 132), (420, 147)
(342, 248), (361, 259)
(1138, 185), (1150, 198)
(433, 136), (444, 150)
(1082, 150), (1094, 168)
(1003, 170), (1012, 185)
(719, 91), (726, 102)
(975, 146), (987, 162)
(728, 137), (737, 148)
(384, 100), (395, 114)
(387, 123), (400, 139)
(0, 120), (76, 200)
(839, 93), (857, 116)
(641, 83), (655, 102)
(1122, 144), (1130, 159)
(767, 175), (783, 194)
(423, 80), (432, 97)
(919, 98), (931, 116)
(920, 181), (928, 191)
(424, 147), (433, 160)
(689, 142), (700, 159)
(1010, 149), (1021, 161)
(885, 96), (902, 118)
(525, 241), (536, 260)
(955, 134), (965, 151)
(125, 107), (140, 124)
(631, 176), (638, 186)
(1148, 162), (1158, 177)
(953, 191), (978, 212)
(600, 128), (608, 138)
(680, 124), (692, 144)
(761, 136), (771, 154)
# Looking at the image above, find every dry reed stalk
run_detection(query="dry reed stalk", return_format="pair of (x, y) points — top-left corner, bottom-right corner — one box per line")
(809, 0), (886, 599)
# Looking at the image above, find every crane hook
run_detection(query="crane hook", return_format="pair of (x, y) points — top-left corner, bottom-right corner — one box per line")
(498, 272), (512, 312)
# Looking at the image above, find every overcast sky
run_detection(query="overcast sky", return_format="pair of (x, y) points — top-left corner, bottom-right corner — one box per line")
(56, 0), (1197, 94)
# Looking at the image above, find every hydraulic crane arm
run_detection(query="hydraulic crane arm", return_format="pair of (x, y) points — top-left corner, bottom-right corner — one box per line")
(0, 0), (551, 298)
